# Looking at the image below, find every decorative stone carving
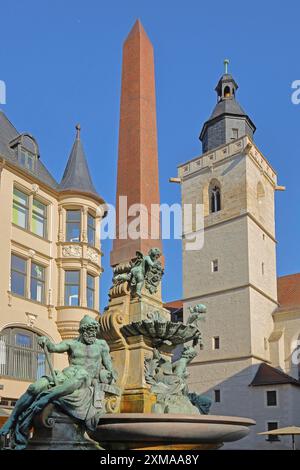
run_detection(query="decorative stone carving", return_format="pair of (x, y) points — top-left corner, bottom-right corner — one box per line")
(31, 184), (39, 194)
(86, 247), (99, 264)
(62, 245), (82, 258)
(58, 231), (64, 242)
(26, 312), (38, 327)
(7, 291), (12, 307)
(0, 159), (6, 177)
(28, 249), (36, 259)
(112, 248), (164, 299)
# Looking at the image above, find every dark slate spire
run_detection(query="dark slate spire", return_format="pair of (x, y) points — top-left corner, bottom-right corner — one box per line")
(59, 124), (98, 197)
(200, 60), (256, 153)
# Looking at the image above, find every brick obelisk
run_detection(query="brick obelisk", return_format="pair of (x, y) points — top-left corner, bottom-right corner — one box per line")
(110, 19), (162, 267)
(100, 21), (168, 414)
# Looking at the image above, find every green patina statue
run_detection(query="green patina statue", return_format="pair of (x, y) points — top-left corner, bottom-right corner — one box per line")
(113, 247), (164, 299)
(0, 315), (120, 450)
(144, 305), (212, 415)
(145, 345), (211, 415)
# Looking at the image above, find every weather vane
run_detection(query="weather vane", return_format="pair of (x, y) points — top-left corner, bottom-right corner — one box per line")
(224, 59), (229, 74)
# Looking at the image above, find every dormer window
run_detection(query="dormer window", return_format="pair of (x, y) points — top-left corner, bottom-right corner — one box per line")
(20, 149), (35, 171)
(9, 133), (39, 173)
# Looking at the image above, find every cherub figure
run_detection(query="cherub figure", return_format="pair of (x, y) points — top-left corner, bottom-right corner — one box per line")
(114, 247), (163, 299)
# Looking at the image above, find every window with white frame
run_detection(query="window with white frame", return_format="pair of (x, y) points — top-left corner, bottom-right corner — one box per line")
(11, 254), (46, 303)
(87, 273), (95, 309)
(64, 270), (80, 306)
(11, 254), (27, 297)
(12, 186), (48, 238)
(20, 149), (35, 172)
(66, 210), (81, 242)
(32, 199), (47, 238)
(30, 262), (45, 303)
(87, 213), (96, 246)
(13, 188), (29, 229)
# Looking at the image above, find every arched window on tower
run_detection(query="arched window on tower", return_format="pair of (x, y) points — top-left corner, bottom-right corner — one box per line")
(224, 86), (231, 98)
(210, 182), (221, 213)
(257, 181), (265, 207)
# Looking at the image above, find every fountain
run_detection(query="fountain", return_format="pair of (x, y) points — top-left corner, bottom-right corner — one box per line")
(0, 248), (254, 451)
(88, 248), (255, 450)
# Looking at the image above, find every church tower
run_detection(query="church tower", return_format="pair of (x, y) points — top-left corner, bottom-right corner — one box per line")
(178, 63), (279, 440)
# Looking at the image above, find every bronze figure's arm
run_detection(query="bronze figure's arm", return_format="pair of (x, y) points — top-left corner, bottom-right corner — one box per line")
(38, 336), (70, 353)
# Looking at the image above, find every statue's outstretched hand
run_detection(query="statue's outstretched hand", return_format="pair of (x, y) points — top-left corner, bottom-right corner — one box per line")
(38, 336), (49, 348)
(111, 369), (118, 382)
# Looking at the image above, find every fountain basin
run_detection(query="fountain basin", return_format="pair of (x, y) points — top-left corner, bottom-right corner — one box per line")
(88, 413), (255, 450)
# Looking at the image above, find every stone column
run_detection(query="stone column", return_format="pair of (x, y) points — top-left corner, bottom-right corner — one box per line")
(80, 260), (88, 307)
(81, 206), (88, 243)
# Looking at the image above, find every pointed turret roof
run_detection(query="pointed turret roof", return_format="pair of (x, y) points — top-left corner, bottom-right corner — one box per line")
(207, 72), (255, 125)
(59, 124), (98, 198)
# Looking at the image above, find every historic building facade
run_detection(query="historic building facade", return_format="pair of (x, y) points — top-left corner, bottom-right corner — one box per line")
(173, 70), (300, 449)
(0, 113), (106, 417)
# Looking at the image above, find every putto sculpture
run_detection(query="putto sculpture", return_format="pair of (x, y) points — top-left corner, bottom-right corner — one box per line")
(0, 315), (120, 450)
(144, 320), (212, 415)
(113, 248), (164, 299)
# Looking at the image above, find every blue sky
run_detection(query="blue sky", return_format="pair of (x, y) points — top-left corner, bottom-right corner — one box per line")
(1, 0), (300, 309)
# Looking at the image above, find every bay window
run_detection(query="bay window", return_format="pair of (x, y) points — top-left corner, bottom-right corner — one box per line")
(87, 213), (96, 246)
(87, 273), (95, 309)
(66, 210), (81, 242)
(65, 270), (80, 306)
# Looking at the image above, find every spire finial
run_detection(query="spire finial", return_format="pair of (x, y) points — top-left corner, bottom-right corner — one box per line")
(75, 123), (81, 139)
(224, 59), (229, 74)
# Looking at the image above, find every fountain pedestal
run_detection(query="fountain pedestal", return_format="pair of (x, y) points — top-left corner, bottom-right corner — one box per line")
(99, 277), (168, 414)
(27, 405), (99, 451)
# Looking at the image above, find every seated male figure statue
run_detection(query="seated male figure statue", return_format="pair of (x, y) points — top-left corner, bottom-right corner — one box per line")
(0, 315), (118, 449)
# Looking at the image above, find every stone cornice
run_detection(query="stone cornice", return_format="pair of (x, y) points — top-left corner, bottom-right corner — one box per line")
(184, 282), (278, 306)
(183, 211), (277, 244)
(190, 354), (272, 366)
(178, 135), (277, 187)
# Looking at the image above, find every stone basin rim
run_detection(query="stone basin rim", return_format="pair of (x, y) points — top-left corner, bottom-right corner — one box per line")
(97, 413), (255, 427)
